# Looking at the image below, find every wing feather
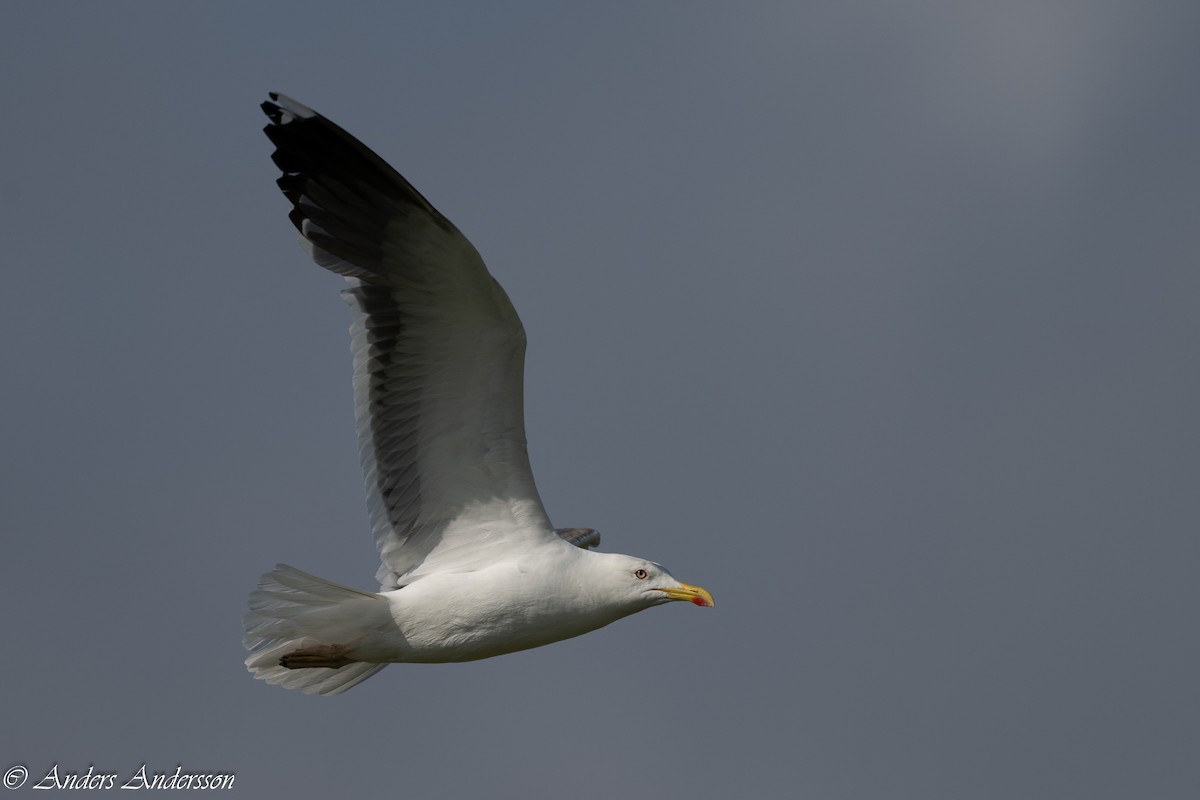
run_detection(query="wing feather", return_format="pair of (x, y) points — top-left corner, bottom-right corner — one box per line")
(261, 93), (558, 588)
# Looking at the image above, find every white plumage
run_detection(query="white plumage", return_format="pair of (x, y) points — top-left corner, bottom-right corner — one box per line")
(244, 93), (713, 695)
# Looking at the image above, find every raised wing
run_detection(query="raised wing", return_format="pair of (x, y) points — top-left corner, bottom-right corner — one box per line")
(261, 93), (557, 588)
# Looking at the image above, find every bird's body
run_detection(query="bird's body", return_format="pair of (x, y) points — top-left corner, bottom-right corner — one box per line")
(244, 93), (712, 695)
(376, 548), (663, 663)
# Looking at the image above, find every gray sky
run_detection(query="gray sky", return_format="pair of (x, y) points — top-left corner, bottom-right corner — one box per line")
(2, 2), (1198, 797)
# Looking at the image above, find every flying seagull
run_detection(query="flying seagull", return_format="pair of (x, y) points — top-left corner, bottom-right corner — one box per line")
(244, 93), (713, 695)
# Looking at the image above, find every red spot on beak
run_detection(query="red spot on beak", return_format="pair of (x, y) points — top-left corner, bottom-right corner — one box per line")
(691, 596), (708, 606)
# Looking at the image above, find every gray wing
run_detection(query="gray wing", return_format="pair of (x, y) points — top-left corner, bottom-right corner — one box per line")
(261, 93), (558, 589)
(556, 528), (601, 550)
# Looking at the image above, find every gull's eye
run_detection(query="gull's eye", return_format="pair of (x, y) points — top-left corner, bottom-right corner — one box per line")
(634, 568), (648, 580)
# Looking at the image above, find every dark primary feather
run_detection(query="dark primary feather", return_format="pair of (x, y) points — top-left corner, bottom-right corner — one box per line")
(261, 94), (458, 281)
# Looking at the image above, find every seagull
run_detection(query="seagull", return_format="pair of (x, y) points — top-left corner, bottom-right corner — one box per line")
(244, 93), (713, 695)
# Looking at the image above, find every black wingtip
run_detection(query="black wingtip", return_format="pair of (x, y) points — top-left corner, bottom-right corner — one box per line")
(261, 90), (285, 126)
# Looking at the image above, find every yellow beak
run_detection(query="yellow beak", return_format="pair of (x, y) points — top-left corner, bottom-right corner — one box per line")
(659, 582), (715, 608)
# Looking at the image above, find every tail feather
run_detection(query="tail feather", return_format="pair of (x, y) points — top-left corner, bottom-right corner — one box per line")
(244, 564), (390, 696)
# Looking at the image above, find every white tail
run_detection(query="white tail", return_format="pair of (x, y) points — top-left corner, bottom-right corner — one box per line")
(243, 564), (390, 695)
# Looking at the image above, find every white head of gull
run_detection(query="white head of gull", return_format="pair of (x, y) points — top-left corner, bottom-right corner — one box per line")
(243, 94), (713, 695)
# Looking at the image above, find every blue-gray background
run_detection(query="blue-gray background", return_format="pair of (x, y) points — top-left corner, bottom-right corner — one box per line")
(2, 2), (1197, 798)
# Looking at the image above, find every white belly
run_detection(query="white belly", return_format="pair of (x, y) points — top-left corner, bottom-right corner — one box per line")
(353, 561), (631, 664)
